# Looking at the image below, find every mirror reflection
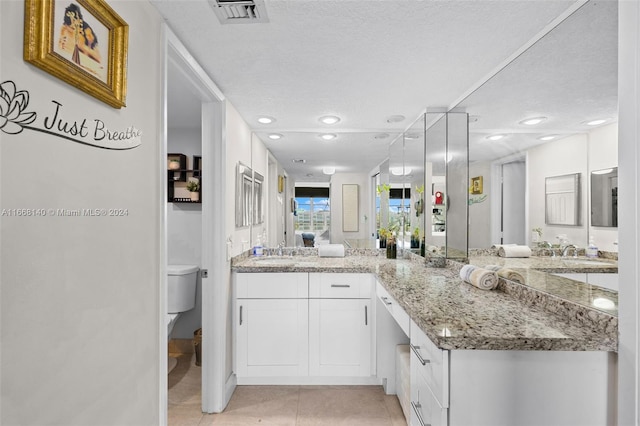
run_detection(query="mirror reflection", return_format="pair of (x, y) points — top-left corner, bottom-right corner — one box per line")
(591, 167), (618, 228)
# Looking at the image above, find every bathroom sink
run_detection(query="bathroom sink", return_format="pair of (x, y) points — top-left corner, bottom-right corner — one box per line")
(562, 259), (616, 266)
(253, 257), (296, 265)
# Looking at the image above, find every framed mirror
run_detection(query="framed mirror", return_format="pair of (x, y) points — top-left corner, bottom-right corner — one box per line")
(545, 173), (581, 226)
(591, 167), (618, 227)
(253, 171), (264, 225)
(236, 162), (253, 228)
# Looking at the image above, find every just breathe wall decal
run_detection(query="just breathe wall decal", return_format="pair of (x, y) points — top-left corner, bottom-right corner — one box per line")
(0, 80), (141, 150)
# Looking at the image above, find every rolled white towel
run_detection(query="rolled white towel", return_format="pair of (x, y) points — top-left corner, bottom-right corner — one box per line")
(485, 264), (526, 284)
(459, 264), (499, 290)
(491, 243), (517, 249)
(318, 244), (345, 257)
(498, 245), (531, 258)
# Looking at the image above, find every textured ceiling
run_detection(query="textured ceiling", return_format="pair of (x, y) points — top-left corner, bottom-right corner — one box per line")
(159, 0), (617, 182)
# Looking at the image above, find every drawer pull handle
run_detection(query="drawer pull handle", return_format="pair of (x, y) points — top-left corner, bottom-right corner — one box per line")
(381, 296), (393, 305)
(410, 344), (430, 365)
(239, 305), (243, 325)
(411, 401), (431, 426)
(365, 305), (368, 325)
(331, 284), (350, 288)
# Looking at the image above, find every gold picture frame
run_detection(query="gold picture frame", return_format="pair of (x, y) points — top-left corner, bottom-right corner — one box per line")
(471, 176), (483, 195)
(24, 0), (129, 108)
(278, 175), (285, 193)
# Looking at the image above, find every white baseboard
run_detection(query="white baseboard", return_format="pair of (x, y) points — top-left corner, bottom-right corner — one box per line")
(236, 376), (381, 386)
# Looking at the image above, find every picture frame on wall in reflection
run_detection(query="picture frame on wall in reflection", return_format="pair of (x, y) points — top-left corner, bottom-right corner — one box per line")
(24, 0), (129, 108)
(470, 176), (483, 195)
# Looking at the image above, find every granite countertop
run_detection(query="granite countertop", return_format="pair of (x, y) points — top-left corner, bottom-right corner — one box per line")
(468, 255), (618, 317)
(232, 254), (617, 352)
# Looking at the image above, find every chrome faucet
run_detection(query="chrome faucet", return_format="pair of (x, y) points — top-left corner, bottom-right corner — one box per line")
(540, 241), (555, 258)
(562, 244), (579, 258)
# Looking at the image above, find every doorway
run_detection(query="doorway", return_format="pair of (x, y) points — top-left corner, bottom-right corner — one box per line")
(162, 27), (228, 423)
(491, 158), (526, 245)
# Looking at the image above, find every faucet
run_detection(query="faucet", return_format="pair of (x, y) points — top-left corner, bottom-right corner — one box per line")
(562, 244), (578, 258)
(540, 241), (555, 258)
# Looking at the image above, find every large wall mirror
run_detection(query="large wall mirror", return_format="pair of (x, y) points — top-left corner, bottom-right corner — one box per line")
(452, 0), (618, 253)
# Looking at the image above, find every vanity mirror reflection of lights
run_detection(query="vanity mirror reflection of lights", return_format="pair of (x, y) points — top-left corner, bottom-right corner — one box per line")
(458, 1), (618, 294)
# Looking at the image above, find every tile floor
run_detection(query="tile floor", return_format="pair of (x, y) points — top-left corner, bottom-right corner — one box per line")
(168, 353), (408, 425)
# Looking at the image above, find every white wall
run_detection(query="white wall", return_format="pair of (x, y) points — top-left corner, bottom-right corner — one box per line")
(225, 102), (253, 256)
(0, 1), (164, 424)
(329, 173), (370, 243)
(527, 133), (589, 247)
(617, 2), (640, 423)
(167, 128), (202, 339)
(527, 125), (618, 251)
(469, 161), (492, 248)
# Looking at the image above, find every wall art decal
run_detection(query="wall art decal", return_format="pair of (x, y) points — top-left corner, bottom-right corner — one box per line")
(24, 0), (128, 108)
(0, 80), (141, 150)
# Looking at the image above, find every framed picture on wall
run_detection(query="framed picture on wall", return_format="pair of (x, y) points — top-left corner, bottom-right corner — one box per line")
(24, 0), (129, 108)
(470, 176), (483, 195)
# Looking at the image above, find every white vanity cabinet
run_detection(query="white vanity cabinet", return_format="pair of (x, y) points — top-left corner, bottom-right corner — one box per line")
(234, 272), (376, 384)
(409, 320), (615, 426)
(234, 273), (309, 379)
(309, 273), (374, 377)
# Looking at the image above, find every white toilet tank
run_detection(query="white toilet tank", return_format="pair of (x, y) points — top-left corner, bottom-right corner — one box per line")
(167, 264), (199, 314)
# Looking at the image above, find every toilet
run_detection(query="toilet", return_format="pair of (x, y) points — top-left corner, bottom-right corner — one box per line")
(167, 264), (199, 339)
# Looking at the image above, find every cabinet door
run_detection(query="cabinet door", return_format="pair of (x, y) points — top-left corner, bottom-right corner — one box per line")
(235, 299), (309, 377)
(309, 298), (372, 376)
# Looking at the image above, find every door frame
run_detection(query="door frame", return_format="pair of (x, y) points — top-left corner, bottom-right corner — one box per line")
(490, 153), (528, 245)
(161, 26), (230, 421)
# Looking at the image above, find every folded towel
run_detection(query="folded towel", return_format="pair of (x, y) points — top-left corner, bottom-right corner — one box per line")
(484, 264), (526, 284)
(459, 264), (499, 290)
(318, 244), (345, 258)
(498, 245), (531, 258)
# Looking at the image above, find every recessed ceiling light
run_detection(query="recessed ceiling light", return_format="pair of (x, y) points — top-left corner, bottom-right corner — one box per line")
(404, 133), (421, 140)
(322, 167), (336, 175)
(584, 118), (608, 126)
(268, 133), (282, 140)
(386, 115), (405, 123)
(519, 116), (547, 125)
(486, 134), (506, 141)
(537, 135), (558, 141)
(292, 159), (306, 164)
(320, 133), (337, 141)
(319, 115), (341, 125)
(257, 116), (275, 124)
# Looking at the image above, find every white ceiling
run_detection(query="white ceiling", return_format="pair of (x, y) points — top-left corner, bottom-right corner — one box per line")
(157, 0), (617, 182)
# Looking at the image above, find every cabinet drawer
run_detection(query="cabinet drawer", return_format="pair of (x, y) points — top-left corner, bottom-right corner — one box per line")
(376, 281), (410, 336)
(235, 272), (308, 299)
(309, 273), (372, 298)
(410, 370), (448, 426)
(410, 320), (449, 408)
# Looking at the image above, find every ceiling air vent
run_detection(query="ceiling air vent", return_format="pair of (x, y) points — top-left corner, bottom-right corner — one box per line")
(209, 0), (269, 24)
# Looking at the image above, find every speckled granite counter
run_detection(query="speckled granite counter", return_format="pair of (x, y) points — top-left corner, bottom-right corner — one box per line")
(468, 255), (618, 316)
(232, 253), (617, 352)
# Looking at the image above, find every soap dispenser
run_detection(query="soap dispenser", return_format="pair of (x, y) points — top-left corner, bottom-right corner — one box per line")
(253, 236), (263, 256)
(586, 237), (598, 258)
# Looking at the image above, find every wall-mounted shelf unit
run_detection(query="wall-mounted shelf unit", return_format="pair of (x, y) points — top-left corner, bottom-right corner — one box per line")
(168, 154), (202, 203)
